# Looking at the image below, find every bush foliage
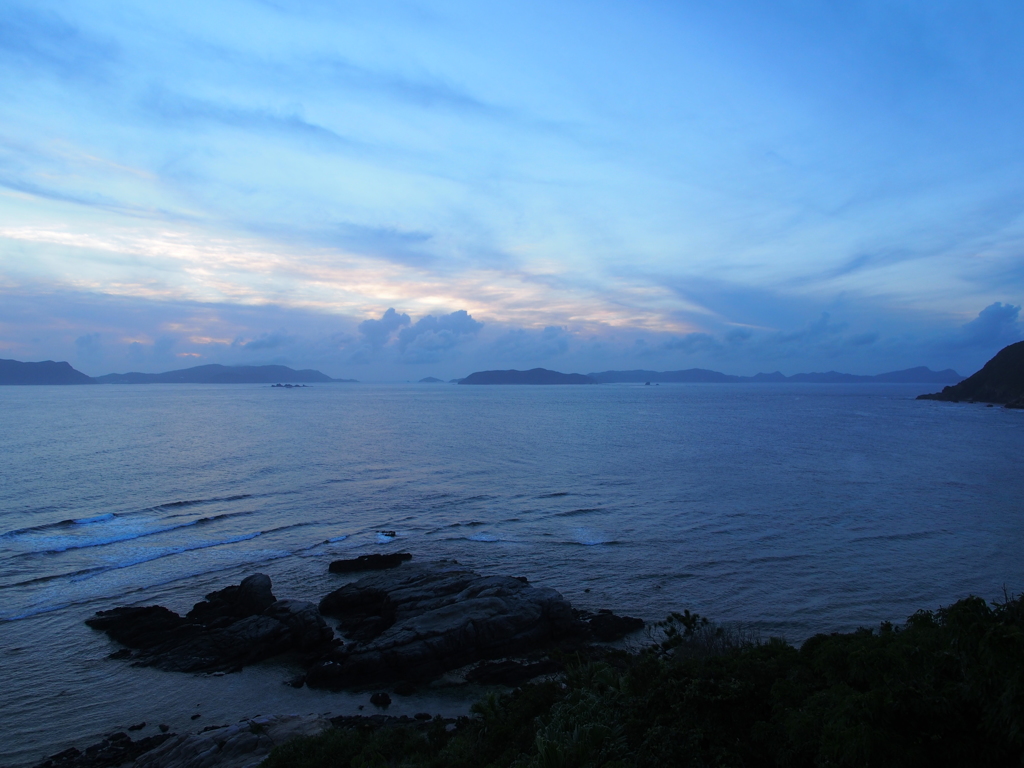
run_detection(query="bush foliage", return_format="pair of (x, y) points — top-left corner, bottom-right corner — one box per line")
(263, 594), (1024, 767)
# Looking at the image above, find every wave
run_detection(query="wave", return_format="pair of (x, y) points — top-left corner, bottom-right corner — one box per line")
(0, 522), (312, 591)
(538, 491), (570, 498)
(151, 494), (251, 511)
(8, 510), (260, 556)
(0, 548), (299, 623)
(851, 530), (944, 543)
(1, 495), (254, 539)
(567, 528), (620, 546)
(1, 514), (121, 539)
(554, 508), (602, 518)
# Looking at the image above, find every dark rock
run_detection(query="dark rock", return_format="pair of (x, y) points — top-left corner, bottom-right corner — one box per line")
(127, 722), (145, 731)
(329, 552), (412, 574)
(159, 725), (169, 733)
(264, 599), (334, 650)
(585, 609), (645, 642)
(33, 732), (172, 768)
(86, 606), (192, 650)
(320, 585), (396, 643)
(190, 714), (201, 720)
(370, 692), (392, 708)
(134, 714), (328, 768)
(466, 658), (563, 686)
(87, 574), (329, 673)
(308, 563), (582, 690)
(285, 674), (306, 688)
(135, 614), (292, 673)
(185, 573), (276, 624)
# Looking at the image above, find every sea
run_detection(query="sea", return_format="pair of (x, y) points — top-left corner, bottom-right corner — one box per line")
(1, 382), (1022, 766)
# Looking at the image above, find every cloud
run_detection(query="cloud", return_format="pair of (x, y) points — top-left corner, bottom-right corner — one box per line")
(141, 88), (361, 152)
(235, 329), (295, 351)
(358, 308), (410, 348)
(662, 332), (720, 354)
(319, 223), (435, 267)
(845, 331), (880, 347)
(397, 309), (483, 364)
(0, 5), (117, 82)
(74, 331), (101, 359)
(774, 312), (847, 344)
(312, 55), (502, 117)
(725, 327), (753, 344)
(961, 301), (1021, 346)
(489, 325), (570, 362)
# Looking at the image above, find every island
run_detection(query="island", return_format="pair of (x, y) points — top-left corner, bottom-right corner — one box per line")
(418, 377), (444, 383)
(94, 364), (339, 384)
(458, 368), (597, 385)
(588, 365), (964, 384)
(917, 340), (1024, 407)
(0, 358), (94, 385)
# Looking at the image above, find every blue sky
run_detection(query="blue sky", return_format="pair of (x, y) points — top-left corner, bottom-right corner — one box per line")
(1, 0), (1022, 379)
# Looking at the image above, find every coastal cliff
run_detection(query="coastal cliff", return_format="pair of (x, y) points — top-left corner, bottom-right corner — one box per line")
(917, 340), (1024, 407)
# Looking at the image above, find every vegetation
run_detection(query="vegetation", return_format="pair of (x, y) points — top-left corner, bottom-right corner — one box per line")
(263, 594), (1024, 767)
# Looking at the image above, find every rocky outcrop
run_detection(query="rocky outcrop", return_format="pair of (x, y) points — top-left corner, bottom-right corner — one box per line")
(918, 340), (1024, 407)
(133, 714), (329, 768)
(87, 563), (644, 690)
(329, 552), (412, 574)
(308, 564), (582, 689)
(86, 575), (333, 673)
(580, 609), (645, 642)
(32, 732), (173, 768)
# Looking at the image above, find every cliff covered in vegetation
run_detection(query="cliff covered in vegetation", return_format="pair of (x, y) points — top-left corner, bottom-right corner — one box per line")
(918, 340), (1024, 407)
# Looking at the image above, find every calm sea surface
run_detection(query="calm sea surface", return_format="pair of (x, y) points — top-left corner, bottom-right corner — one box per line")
(1, 383), (1022, 765)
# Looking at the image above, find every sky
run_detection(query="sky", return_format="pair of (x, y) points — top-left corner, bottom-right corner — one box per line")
(1, 0), (1023, 380)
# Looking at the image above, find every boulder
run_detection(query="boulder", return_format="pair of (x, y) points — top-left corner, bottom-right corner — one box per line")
(87, 575), (332, 673)
(308, 564), (582, 689)
(329, 552), (412, 574)
(185, 573), (276, 625)
(86, 606), (195, 650)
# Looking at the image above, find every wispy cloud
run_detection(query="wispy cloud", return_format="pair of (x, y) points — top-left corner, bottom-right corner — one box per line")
(0, 4), (117, 81)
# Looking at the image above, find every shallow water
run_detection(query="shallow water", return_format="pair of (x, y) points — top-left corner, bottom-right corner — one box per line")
(1, 383), (1022, 766)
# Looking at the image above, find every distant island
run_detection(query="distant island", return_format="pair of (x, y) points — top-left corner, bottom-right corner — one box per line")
(918, 340), (1024, 407)
(459, 368), (597, 385)
(0, 358), (975, 388)
(587, 366), (963, 385)
(94, 364), (344, 384)
(0, 358), (95, 385)
(0, 360), (356, 385)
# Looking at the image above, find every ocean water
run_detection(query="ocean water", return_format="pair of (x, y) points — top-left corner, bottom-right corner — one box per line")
(1, 382), (1022, 765)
